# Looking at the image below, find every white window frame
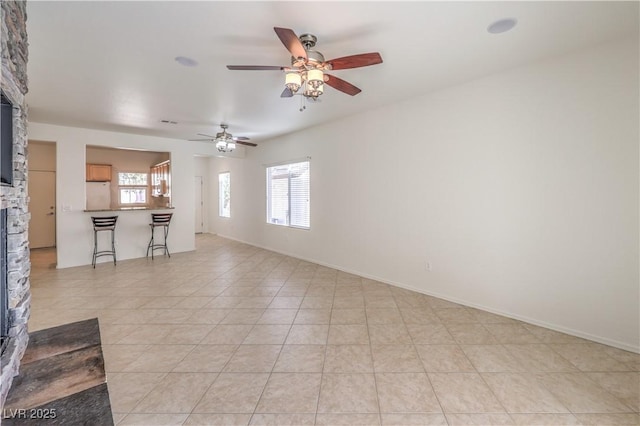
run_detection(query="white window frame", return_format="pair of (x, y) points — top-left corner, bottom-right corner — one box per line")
(266, 160), (310, 229)
(117, 172), (149, 206)
(219, 171), (231, 218)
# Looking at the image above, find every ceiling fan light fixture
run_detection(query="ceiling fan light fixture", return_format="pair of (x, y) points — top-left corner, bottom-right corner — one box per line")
(307, 68), (324, 89)
(304, 80), (323, 98)
(216, 140), (235, 153)
(214, 125), (235, 152)
(285, 72), (302, 93)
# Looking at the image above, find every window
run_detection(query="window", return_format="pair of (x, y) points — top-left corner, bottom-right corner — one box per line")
(219, 172), (230, 217)
(118, 172), (148, 205)
(266, 160), (310, 229)
(151, 160), (170, 197)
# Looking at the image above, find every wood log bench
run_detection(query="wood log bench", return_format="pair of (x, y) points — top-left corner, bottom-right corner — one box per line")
(2, 318), (113, 425)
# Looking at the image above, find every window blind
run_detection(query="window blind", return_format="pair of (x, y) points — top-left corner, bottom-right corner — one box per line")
(219, 172), (230, 217)
(266, 160), (310, 229)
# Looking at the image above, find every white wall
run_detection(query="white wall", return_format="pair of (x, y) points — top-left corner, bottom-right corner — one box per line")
(27, 123), (224, 268)
(210, 38), (639, 352)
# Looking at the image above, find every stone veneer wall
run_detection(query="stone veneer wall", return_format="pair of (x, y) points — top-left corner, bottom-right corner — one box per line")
(0, 0), (30, 409)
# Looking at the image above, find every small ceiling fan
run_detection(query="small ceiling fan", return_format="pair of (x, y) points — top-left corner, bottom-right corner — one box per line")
(227, 27), (383, 101)
(190, 124), (257, 153)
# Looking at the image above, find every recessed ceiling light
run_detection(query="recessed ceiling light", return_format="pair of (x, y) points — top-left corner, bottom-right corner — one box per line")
(174, 56), (198, 67)
(487, 18), (518, 34)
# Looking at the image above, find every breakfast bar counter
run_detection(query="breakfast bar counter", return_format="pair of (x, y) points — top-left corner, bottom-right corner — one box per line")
(82, 207), (176, 265)
(84, 206), (174, 213)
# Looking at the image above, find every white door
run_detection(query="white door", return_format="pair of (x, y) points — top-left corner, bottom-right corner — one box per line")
(194, 176), (204, 233)
(29, 170), (56, 248)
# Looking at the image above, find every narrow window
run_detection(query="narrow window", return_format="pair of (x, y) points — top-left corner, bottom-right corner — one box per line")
(266, 160), (310, 229)
(219, 172), (230, 217)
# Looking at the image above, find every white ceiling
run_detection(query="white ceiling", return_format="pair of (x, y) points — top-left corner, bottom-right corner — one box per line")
(25, 1), (638, 144)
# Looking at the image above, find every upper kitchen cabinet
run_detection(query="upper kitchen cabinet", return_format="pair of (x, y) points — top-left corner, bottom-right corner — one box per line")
(86, 164), (112, 181)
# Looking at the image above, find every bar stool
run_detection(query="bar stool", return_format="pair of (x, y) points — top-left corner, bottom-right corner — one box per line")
(146, 213), (173, 259)
(91, 216), (118, 268)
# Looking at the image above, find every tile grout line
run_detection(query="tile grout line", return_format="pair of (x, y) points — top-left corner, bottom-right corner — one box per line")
(313, 270), (336, 426)
(364, 284), (384, 426)
(399, 292), (448, 423)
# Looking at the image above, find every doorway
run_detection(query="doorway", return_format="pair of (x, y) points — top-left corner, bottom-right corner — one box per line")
(29, 170), (56, 248)
(28, 141), (57, 269)
(194, 176), (204, 233)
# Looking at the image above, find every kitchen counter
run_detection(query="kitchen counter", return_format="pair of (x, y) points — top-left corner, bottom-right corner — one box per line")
(84, 206), (174, 212)
(82, 206), (177, 265)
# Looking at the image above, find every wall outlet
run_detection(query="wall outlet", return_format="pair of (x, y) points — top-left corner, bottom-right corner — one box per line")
(425, 261), (432, 271)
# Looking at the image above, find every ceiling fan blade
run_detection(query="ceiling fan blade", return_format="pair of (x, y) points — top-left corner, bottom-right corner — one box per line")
(233, 136), (251, 141)
(227, 65), (285, 71)
(197, 133), (216, 138)
(189, 138), (214, 141)
(324, 74), (362, 96)
(325, 52), (383, 70)
(274, 27), (307, 60)
(236, 141), (258, 147)
(281, 87), (294, 98)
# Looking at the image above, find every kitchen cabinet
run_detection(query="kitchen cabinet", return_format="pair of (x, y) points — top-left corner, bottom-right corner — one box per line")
(86, 164), (112, 182)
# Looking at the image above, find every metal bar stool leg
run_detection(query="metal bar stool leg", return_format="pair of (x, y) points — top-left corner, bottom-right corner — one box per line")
(151, 225), (154, 260)
(146, 225), (154, 259)
(111, 227), (117, 265)
(164, 224), (170, 257)
(92, 228), (98, 268)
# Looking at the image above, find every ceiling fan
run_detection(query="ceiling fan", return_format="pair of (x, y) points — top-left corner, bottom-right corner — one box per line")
(190, 124), (257, 152)
(227, 27), (383, 101)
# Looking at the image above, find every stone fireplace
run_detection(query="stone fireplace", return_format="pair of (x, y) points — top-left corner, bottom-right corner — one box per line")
(0, 0), (31, 408)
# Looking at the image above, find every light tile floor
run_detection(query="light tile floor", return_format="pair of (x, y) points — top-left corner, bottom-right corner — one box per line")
(28, 235), (639, 425)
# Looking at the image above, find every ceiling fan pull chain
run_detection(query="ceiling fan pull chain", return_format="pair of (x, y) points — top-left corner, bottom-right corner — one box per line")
(299, 94), (306, 112)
